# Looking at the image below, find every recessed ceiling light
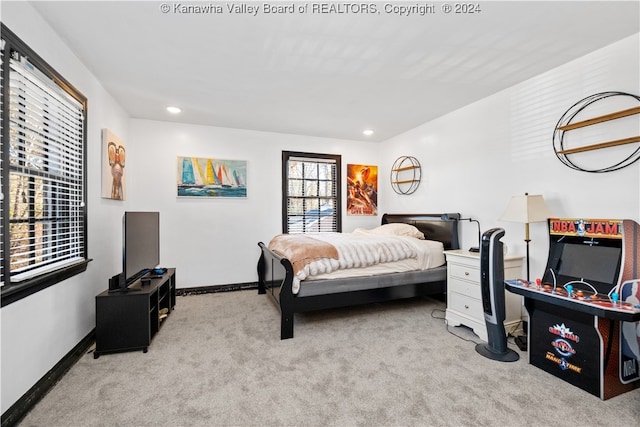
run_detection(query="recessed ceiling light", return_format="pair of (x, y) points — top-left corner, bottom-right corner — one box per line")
(166, 106), (181, 114)
(363, 129), (374, 136)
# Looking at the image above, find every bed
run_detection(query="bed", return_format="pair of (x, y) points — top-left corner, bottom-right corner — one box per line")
(257, 213), (461, 339)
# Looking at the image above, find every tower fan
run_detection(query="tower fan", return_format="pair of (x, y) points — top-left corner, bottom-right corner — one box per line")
(475, 228), (519, 362)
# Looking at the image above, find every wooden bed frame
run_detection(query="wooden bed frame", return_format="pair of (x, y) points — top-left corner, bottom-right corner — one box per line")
(257, 213), (461, 339)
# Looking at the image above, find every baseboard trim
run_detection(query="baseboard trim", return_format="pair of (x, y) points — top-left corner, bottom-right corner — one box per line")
(1, 330), (95, 427)
(176, 282), (258, 296)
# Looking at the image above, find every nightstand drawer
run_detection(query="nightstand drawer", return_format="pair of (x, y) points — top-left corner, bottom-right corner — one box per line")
(449, 263), (480, 282)
(448, 278), (480, 298)
(448, 291), (483, 320)
(444, 249), (523, 342)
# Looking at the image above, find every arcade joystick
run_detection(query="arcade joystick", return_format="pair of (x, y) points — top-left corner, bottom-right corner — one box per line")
(611, 292), (619, 304)
(566, 284), (573, 297)
(536, 278), (541, 289)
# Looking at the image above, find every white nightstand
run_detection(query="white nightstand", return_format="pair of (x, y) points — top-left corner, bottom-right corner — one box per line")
(444, 249), (523, 341)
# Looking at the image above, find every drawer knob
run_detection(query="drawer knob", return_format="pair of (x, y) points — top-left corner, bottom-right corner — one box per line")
(464, 304), (469, 309)
(464, 272), (469, 276)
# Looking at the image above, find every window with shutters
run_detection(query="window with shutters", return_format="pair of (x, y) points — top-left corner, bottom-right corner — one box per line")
(282, 151), (341, 234)
(1, 25), (89, 306)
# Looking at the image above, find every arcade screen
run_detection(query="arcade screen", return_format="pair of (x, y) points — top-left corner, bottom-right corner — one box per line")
(549, 242), (621, 292)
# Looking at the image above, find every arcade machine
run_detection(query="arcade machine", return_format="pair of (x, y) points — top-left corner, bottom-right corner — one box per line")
(506, 218), (640, 400)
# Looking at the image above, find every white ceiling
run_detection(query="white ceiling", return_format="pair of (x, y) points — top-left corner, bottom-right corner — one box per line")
(28, 1), (640, 142)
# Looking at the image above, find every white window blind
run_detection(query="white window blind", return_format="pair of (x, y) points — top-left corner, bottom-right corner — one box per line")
(285, 154), (339, 233)
(7, 52), (85, 282)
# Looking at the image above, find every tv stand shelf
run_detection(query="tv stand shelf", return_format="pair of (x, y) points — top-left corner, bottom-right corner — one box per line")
(94, 268), (176, 358)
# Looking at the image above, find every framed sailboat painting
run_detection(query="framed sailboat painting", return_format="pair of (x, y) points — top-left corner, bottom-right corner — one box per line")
(177, 156), (247, 198)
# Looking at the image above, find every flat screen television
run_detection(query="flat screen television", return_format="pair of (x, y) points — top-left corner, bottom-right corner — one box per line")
(122, 211), (160, 287)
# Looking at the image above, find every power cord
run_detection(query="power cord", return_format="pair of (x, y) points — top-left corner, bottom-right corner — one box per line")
(432, 308), (523, 350)
(431, 308), (483, 345)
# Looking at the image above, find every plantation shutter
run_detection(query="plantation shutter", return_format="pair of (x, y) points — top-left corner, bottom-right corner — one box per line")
(285, 154), (339, 233)
(7, 51), (86, 281)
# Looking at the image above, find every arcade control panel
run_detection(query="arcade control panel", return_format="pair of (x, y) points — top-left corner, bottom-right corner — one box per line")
(505, 279), (640, 322)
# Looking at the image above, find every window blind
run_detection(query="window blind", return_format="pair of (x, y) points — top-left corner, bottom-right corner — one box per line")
(7, 52), (85, 281)
(285, 154), (338, 233)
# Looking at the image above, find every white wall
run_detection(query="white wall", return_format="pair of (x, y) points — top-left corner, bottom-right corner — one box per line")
(379, 34), (640, 282)
(1, 1), (130, 413)
(128, 120), (382, 287)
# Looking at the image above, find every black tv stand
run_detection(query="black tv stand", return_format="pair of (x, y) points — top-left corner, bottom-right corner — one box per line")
(107, 287), (141, 294)
(95, 268), (176, 358)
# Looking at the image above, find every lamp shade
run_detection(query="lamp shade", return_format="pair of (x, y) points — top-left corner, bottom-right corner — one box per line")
(500, 193), (552, 224)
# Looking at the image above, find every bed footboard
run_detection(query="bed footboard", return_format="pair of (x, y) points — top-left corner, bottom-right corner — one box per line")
(257, 242), (296, 339)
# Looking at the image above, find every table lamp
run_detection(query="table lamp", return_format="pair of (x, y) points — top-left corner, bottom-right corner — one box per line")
(499, 193), (552, 283)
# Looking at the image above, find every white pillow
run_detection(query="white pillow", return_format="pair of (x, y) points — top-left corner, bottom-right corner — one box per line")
(369, 223), (425, 239)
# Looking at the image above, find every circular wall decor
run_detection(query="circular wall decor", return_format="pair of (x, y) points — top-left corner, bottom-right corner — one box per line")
(553, 91), (640, 173)
(390, 156), (421, 195)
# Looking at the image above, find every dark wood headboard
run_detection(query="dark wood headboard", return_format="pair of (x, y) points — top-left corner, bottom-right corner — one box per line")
(381, 213), (461, 250)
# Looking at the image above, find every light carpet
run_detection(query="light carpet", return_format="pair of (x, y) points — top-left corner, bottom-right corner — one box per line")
(18, 290), (640, 426)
